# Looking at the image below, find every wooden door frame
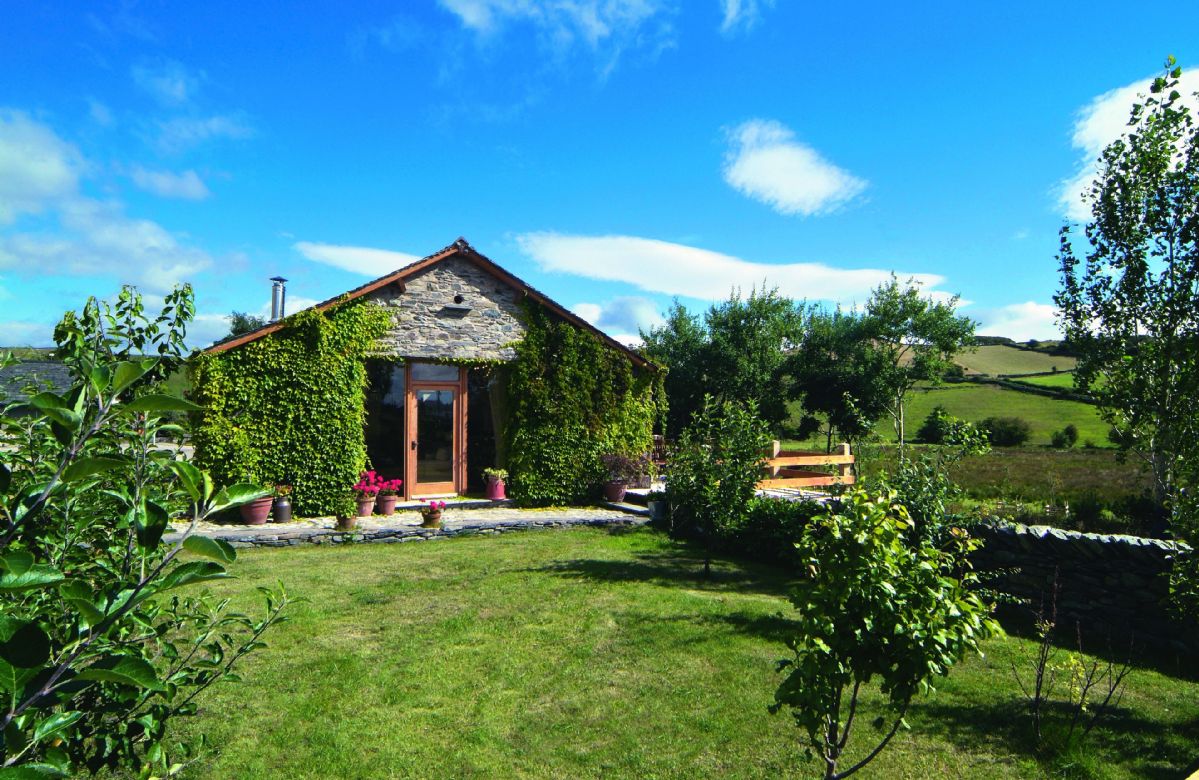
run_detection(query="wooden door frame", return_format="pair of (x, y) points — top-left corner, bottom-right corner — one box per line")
(404, 363), (468, 499)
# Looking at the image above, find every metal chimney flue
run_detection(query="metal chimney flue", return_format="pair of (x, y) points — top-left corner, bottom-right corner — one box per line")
(270, 276), (288, 322)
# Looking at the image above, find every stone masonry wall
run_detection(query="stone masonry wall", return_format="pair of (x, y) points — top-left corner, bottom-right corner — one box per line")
(971, 522), (1195, 652)
(367, 255), (526, 361)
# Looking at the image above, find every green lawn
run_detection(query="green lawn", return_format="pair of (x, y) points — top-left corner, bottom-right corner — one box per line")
(174, 527), (1199, 779)
(1016, 372), (1079, 390)
(894, 383), (1108, 446)
(956, 346), (1076, 377)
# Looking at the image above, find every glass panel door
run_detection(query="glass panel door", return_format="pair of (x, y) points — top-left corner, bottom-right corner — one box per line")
(413, 388), (456, 491)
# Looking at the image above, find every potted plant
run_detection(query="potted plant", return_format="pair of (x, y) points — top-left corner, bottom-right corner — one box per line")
(375, 478), (403, 516)
(231, 448), (271, 525)
(272, 484), (293, 523)
(239, 492), (274, 525)
(420, 499), (447, 528)
(334, 496), (357, 531)
(352, 470), (383, 517)
(482, 467), (508, 501)
(599, 452), (640, 503)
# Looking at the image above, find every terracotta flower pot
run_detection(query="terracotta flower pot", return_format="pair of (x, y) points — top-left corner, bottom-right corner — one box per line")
(421, 510), (443, 529)
(239, 496), (273, 525)
(602, 480), (627, 503)
(272, 496), (293, 523)
(376, 494), (399, 516)
(335, 515), (357, 531)
(356, 497), (376, 517)
(485, 477), (507, 501)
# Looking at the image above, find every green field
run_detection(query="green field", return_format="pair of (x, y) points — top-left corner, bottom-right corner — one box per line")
(174, 527), (1198, 779)
(955, 345), (1076, 377)
(1015, 372), (1079, 389)
(890, 383), (1108, 446)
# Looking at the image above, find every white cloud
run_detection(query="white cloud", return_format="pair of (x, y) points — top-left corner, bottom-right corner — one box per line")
(294, 241), (421, 276)
(0, 319), (52, 347)
(0, 114), (213, 292)
(436, 0), (673, 75)
(0, 110), (82, 224)
(1059, 69), (1199, 221)
(129, 166), (210, 200)
(976, 301), (1060, 342)
(132, 60), (203, 106)
(723, 119), (867, 216)
(719, 0), (773, 35)
(572, 295), (664, 335)
(156, 114), (254, 153)
(517, 232), (945, 305)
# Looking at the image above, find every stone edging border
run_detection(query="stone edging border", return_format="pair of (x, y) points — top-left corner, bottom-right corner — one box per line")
(166, 514), (649, 549)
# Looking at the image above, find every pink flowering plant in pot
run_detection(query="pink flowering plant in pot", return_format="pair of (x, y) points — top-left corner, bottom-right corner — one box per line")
(375, 478), (403, 515)
(352, 470), (384, 517)
(420, 499), (447, 528)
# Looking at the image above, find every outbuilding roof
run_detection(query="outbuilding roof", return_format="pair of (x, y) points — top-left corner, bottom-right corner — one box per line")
(205, 238), (654, 368)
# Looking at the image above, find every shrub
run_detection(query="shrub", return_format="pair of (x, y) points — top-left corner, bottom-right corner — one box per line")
(723, 497), (824, 565)
(1051, 423), (1079, 449)
(914, 404), (954, 444)
(0, 286), (291, 776)
(981, 416), (1031, 447)
(771, 488), (999, 778)
(665, 397), (769, 574)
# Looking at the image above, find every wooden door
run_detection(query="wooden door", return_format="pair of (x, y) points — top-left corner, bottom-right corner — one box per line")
(405, 363), (467, 497)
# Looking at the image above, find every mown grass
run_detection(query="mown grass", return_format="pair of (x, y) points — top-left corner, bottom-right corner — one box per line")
(174, 527), (1199, 779)
(955, 346), (1077, 377)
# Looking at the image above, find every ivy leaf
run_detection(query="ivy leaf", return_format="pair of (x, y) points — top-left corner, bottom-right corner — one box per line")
(62, 456), (130, 483)
(158, 561), (230, 591)
(0, 564), (65, 592)
(77, 656), (164, 691)
(120, 395), (202, 414)
(182, 535), (237, 564)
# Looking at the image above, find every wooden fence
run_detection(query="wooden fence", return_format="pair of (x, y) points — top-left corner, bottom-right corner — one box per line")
(758, 441), (854, 490)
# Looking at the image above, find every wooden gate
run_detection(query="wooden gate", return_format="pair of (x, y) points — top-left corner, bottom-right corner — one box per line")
(757, 441), (854, 490)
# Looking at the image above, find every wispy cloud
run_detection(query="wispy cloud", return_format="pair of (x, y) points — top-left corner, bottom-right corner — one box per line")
(1059, 68), (1199, 221)
(723, 119), (867, 216)
(0, 110), (83, 224)
(976, 301), (1060, 342)
(294, 241), (420, 276)
(517, 232), (945, 305)
(572, 295), (665, 335)
(719, 0), (774, 35)
(129, 166), (210, 200)
(0, 112), (213, 292)
(132, 60), (204, 106)
(155, 114), (254, 153)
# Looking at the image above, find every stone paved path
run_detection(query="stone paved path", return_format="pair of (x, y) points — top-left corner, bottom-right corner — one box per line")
(166, 506), (646, 549)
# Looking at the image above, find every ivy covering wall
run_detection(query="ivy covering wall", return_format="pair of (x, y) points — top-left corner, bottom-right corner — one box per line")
(189, 300), (392, 516)
(504, 302), (663, 506)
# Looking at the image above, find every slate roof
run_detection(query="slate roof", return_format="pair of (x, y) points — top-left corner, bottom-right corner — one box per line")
(0, 361), (72, 406)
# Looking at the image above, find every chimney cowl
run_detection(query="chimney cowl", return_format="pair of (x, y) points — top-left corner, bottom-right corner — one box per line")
(269, 277), (288, 322)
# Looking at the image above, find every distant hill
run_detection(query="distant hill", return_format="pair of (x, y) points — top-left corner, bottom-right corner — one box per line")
(955, 345), (1076, 377)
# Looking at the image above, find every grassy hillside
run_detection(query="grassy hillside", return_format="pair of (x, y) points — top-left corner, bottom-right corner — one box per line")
(955, 345), (1076, 377)
(890, 383), (1108, 446)
(1015, 372), (1077, 389)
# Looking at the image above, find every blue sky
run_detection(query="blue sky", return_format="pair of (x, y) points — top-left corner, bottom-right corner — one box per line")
(1, 1), (1196, 347)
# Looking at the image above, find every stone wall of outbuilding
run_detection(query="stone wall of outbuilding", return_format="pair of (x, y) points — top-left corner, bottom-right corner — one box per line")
(366, 254), (526, 361)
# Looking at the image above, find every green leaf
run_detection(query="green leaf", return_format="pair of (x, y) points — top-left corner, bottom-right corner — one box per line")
(208, 483), (269, 515)
(60, 582), (105, 628)
(0, 621), (50, 668)
(0, 461), (10, 494)
(168, 461), (207, 503)
(61, 456), (130, 483)
(113, 359), (156, 393)
(0, 658), (38, 695)
(182, 535), (237, 564)
(0, 564), (65, 593)
(33, 711), (83, 743)
(0, 763), (69, 778)
(134, 499), (170, 551)
(158, 560), (230, 591)
(76, 656), (164, 691)
(88, 364), (111, 394)
(120, 394), (202, 414)
(0, 552), (33, 575)
(27, 393), (81, 430)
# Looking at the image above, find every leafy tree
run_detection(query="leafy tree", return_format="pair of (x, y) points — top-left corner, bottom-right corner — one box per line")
(1055, 57), (1199, 543)
(858, 276), (975, 454)
(640, 301), (708, 437)
(771, 489), (999, 779)
(665, 397), (769, 575)
(226, 311), (267, 338)
(914, 405), (953, 444)
(981, 416), (1031, 447)
(1051, 424), (1079, 449)
(0, 286), (291, 776)
(789, 309), (891, 451)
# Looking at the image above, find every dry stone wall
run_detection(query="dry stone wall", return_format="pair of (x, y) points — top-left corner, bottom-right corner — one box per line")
(367, 255), (526, 360)
(971, 522), (1195, 652)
